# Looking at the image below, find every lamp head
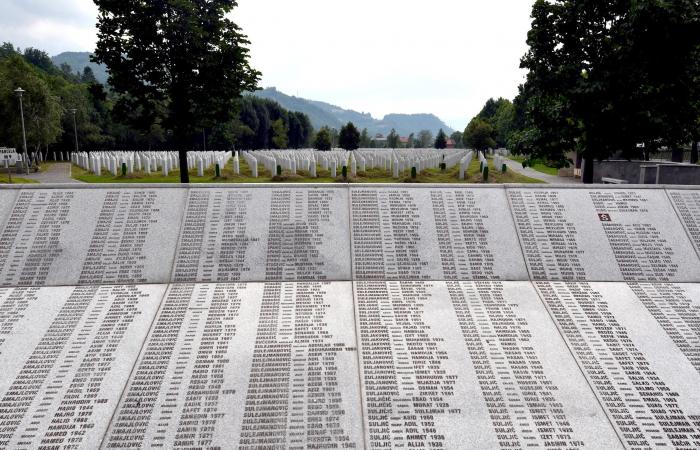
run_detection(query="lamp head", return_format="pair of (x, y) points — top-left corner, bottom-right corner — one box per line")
(14, 87), (25, 97)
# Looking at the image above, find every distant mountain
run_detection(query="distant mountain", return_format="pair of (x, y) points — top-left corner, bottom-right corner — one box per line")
(51, 52), (109, 85)
(254, 87), (454, 137)
(45, 55), (454, 136)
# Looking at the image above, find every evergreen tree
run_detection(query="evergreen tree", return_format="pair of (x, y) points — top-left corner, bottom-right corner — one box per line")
(339, 122), (361, 150)
(271, 119), (288, 149)
(434, 129), (447, 149)
(360, 128), (372, 147)
(387, 128), (400, 148)
(314, 127), (332, 151)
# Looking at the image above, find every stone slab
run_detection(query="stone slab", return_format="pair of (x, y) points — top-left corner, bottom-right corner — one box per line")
(171, 187), (351, 283)
(668, 189), (700, 258)
(0, 284), (166, 449)
(351, 187), (528, 281)
(0, 188), (186, 287)
(354, 280), (622, 449)
(508, 187), (700, 282)
(535, 282), (700, 448)
(0, 189), (18, 231)
(102, 282), (364, 449)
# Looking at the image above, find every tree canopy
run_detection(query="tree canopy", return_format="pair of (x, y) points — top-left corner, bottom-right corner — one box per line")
(93, 0), (261, 182)
(512, 0), (700, 182)
(314, 127), (332, 151)
(464, 117), (496, 152)
(339, 122), (361, 150)
(0, 43), (314, 158)
(434, 129), (447, 149)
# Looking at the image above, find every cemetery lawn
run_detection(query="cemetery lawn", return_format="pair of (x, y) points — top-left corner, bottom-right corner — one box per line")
(0, 175), (38, 184)
(508, 155), (560, 176)
(71, 155), (543, 184)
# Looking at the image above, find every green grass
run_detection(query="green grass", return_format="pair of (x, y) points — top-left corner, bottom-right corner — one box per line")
(72, 155), (544, 184)
(0, 174), (39, 184)
(507, 155), (560, 176)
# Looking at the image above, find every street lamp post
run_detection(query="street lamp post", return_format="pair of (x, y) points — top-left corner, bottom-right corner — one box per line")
(69, 109), (79, 154)
(15, 87), (29, 175)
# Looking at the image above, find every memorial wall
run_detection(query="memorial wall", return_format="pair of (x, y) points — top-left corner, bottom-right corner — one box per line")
(0, 183), (699, 449)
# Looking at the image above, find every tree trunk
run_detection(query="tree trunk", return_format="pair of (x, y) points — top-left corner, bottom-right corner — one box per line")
(179, 150), (190, 183)
(671, 147), (684, 163)
(582, 157), (594, 184)
(691, 141), (698, 165)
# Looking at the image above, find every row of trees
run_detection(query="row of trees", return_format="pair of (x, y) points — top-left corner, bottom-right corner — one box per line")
(0, 44), (316, 157)
(463, 0), (700, 183)
(323, 122), (453, 151)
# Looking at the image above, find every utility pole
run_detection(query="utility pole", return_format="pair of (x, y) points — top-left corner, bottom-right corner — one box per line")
(69, 109), (79, 153)
(15, 88), (29, 174)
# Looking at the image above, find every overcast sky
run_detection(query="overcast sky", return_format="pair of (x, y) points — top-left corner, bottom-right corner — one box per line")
(1, 0), (534, 130)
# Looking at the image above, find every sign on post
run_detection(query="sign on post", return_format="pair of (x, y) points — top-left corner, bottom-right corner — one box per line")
(1, 147), (19, 164)
(1, 147), (19, 183)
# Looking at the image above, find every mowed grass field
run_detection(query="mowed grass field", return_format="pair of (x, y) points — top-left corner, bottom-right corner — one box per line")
(72, 156), (544, 184)
(0, 174), (38, 184)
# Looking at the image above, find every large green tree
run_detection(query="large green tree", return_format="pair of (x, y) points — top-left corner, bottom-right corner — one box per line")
(464, 117), (496, 152)
(516, 0), (700, 182)
(339, 122), (360, 150)
(0, 55), (63, 158)
(93, 0), (260, 182)
(314, 127), (332, 151)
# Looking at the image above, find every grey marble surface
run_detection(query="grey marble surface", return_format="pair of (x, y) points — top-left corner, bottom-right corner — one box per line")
(1, 185), (700, 449)
(668, 189), (700, 259)
(0, 190), (18, 231)
(0, 188), (186, 287)
(0, 284), (166, 449)
(171, 187), (352, 283)
(354, 280), (623, 449)
(350, 187), (529, 281)
(535, 281), (700, 448)
(102, 282), (364, 450)
(508, 188), (700, 282)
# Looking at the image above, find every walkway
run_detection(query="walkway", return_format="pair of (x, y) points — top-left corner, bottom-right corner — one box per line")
(504, 158), (580, 184)
(22, 163), (83, 184)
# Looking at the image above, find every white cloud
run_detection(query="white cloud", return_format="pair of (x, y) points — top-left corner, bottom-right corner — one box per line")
(0, 0), (98, 53)
(235, 0), (533, 129)
(0, 0), (534, 130)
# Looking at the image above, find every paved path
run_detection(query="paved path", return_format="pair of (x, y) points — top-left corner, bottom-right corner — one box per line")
(504, 158), (580, 184)
(22, 163), (83, 184)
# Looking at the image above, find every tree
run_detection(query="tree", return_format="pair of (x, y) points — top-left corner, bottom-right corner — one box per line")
(360, 128), (372, 147)
(314, 127), (332, 151)
(434, 129), (447, 149)
(417, 130), (433, 148)
(464, 117), (496, 152)
(339, 122), (361, 150)
(0, 55), (62, 158)
(81, 67), (97, 84)
(450, 131), (463, 148)
(271, 119), (288, 149)
(93, 0), (260, 182)
(0, 42), (19, 59)
(517, 0), (700, 182)
(23, 48), (55, 73)
(387, 129), (400, 148)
